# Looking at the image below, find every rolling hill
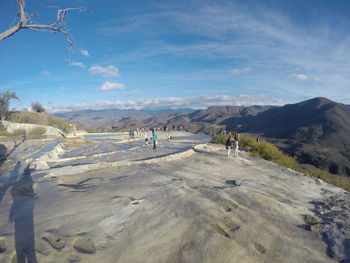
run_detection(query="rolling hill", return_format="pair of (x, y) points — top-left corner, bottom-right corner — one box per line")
(8, 110), (75, 133)
(108, 98), (350, 176)
(235, 97), (350, 175)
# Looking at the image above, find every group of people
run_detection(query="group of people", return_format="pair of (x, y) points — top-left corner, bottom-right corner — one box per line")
(225, 132), (240, 157)
(140, 129), (158, 149)
(139, 128), (173, 149)
(129, 125), (183, 138)
(128, 125), (184, 149)
(132, 127), (242, 155)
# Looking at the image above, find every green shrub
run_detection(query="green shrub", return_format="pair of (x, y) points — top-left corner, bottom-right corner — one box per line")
(48, 118), (65, 130)
(28, 127), (47, 139)
(48, 117), (72, 133)
(239, 135), (258, 149)
(250, 142), (299, 170)
(86, 128), (97, 133)
(211, 133), (229, 144)
(228, 134), (299, 170)
(17, 115), (28, 123)
(8, 114), (28, 123)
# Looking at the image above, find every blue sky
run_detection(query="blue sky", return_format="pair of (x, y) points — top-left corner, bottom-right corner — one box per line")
(1, 0), (350, 112)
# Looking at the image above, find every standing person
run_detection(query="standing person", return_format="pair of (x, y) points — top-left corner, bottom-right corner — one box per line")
(144, 130), (149, 145)
(233, 139), (239, 157)
(152, 129), (158, 149)
(225, 135), (233, 157)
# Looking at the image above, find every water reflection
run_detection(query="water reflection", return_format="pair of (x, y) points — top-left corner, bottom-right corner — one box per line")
(1, 161), (38, 263)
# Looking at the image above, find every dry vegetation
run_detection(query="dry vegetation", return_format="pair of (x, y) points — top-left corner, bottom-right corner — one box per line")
(9, 110), (74, 133)
(212, 133), (350, 192)
(0, 126), (47, 139)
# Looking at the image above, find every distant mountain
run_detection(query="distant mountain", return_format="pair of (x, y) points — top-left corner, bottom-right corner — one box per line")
(110, 98), (350, 176)
(188, 105), (272, 124)
(113, 105), (273, 134)
(54, 108), (195, 130)
(234, 97), (350, 176)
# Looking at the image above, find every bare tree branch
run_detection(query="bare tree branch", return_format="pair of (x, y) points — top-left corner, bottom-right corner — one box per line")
(0, 0), (84, 48)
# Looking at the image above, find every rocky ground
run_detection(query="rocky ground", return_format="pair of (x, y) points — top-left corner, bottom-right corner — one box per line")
(311, 194), (350, 262)
(0, 131), (349, 263)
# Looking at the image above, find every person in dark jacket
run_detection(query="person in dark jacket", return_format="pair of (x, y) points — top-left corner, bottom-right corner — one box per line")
(225, 135), (233, 157)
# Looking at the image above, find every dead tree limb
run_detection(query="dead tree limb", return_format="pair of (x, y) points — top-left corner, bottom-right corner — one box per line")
(0, 0), (84, 47)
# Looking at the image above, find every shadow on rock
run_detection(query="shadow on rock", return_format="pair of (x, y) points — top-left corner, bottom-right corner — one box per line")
(1, 162), (38, 263)
(0, 144), (7, 166)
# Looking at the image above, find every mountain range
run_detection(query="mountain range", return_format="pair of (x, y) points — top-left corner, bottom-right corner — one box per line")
(54, 108), (195, 130)
(55, 97), (350, 177)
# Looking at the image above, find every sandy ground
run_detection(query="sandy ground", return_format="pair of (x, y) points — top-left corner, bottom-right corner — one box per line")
(0, 132), (348, 263)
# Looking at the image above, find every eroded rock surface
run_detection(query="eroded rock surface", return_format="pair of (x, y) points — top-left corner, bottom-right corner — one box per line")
(312, 193), (350, 262)
(0, 132), (348, 263)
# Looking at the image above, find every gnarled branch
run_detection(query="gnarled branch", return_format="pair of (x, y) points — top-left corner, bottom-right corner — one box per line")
(0, 0), (84, 47)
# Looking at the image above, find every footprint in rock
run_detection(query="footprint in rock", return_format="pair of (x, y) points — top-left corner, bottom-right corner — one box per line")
(222, 204), (232, 212)
(254, 243), (266, 254)
(209, 223), (230, 238)
(225, 180), (240, 186)
(68, 254), (81, 262)
(41, 232), (65, 250)
(35, 239), (51, 256)
(129, 197), (142, 205)
(223, 219), (241, 232)
(73, 237), (96, 254)
(221, 200), (239, 212)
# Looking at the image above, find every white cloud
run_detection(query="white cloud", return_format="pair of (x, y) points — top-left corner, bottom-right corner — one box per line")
(40, 70), (50, 76)
(289, 74), (308, 81)
(89, 65), (120, 77)
(229, 67), (252, 75)
(99, 3), (350, 99)
(49, 103), (91, 113)
(127, 88), (140, 97)
(95, 95), (282, 110)
(99, 81), (125, 91)
(71, 62), (85, 68)
(48, 94), (283, 112)
(81, 49), (90, 57)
